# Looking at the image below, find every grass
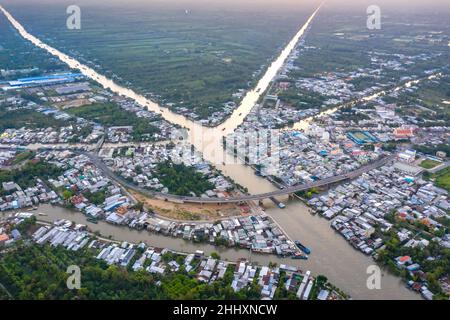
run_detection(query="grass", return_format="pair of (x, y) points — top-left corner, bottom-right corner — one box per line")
(0, 107), (68, 132)
(419, 159), (441, 169)
(66, 103), (160, 141)
(434, 167), (450, 193)
(11, 151), (34, 165)
(0, 13), (66, 77)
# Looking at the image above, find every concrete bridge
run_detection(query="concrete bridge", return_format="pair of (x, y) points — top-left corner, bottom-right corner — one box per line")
(84, 151), (395, 204)
(1, 145), (394, 204)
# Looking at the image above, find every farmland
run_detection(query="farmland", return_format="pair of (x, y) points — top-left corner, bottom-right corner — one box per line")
(2, 1), (313, 119)
(0, 12), (66, 77)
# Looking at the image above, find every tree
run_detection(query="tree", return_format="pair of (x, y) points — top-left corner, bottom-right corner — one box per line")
(210, 252), (220, 260)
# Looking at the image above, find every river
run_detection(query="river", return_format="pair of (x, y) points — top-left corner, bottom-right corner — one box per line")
(2, 203), (418, 300)
(0, 4), (420, 299)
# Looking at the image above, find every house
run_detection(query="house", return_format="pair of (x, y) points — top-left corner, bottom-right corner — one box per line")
(395, 255), (412, 267)
(11, 229), (21, 240)
(0, 233), (10, 245)
(317, 289), (330, 300)
(393, 127), (415, 140)
(2, 182), (19, 192)
(399, 149), (416, 162)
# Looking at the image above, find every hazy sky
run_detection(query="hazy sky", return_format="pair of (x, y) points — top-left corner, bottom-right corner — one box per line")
(1, 0), (449, 17)
(2, 0), (449, 9)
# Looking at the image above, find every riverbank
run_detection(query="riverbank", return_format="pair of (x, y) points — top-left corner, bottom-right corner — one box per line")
(2, 203), (420, 300)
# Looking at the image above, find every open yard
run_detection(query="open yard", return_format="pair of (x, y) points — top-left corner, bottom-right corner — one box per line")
(131, 190), (242, 222)
(420, 159), (442, 169)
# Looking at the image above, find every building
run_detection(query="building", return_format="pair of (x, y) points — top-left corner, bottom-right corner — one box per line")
(436, 151), (446, 159)
(393, 127), (415, 140)
(397, 149), (416, 164)
(0, 233), (10, 245)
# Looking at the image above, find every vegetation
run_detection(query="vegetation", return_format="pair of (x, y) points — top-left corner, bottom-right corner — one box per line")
(3, 2), (313, 118)
(419, 159), (441, 170)
(434, 167), (450, 193)
(0, 108), (68, 132)
(295, 187), (319, 199)
(154, 161), (214, 196)
(383, 75), (450, 126)
(423, 166), (450, 193)
(2, 221), (269, 301)
(278, 88), (328, 110)
(335, 106), (371, 122)
(10, 151), (34, 165)
(0, 241), (267, 300)
(0, 12), (66, 77)
(0, 160), (63, 195)
(66, 103), (160, 141)
(375, 213), (449, 300)
(82, 190), (107, 206)
(414, 144), (450, 157)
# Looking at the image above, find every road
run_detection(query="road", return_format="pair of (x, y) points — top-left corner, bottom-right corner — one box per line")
(427, 161), (450, 174)
(2, 144), (394, 204)
(83, 151), (395, 204)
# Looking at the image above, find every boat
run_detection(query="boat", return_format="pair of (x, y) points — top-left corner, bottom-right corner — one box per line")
(87, 217), (98, 224)
(291, 252), (308, 260)
(295, 240), (311, 255)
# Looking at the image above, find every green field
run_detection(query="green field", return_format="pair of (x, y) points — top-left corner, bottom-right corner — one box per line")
(2, 1), (313, 118)
(285, 5), (450, 85)
(0, 13), (66, 78)
(434, 167), (450, 193)
(0, 107), (68, 131)
(66, 103), (160, 141)
(420, 159), (441, 169)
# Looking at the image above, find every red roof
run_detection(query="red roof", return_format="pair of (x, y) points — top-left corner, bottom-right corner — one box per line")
(394, 128), (414, 137)
(399, 256), (411, 262)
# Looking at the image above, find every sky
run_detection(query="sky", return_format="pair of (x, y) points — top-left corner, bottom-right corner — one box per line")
(2, 0), (449, 9)
(0, 0), (449, 19)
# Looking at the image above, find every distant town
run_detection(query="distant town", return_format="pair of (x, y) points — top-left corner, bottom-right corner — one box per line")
(0, 0), (448, 301)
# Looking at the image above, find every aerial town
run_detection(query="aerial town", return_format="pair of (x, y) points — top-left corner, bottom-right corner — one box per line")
(0, 0), (448, 303)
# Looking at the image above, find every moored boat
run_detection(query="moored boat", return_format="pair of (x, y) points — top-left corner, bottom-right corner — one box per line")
(295, 240), (311, 255)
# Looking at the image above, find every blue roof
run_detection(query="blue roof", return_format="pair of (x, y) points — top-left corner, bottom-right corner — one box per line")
(17, 73), (83, 82)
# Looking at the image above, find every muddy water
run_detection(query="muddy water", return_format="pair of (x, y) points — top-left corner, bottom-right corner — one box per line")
(5, 204), (419, 300)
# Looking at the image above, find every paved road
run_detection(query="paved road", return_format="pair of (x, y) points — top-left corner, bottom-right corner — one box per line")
(2, 144), (394, 204)
(428, 161), (450, 174)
